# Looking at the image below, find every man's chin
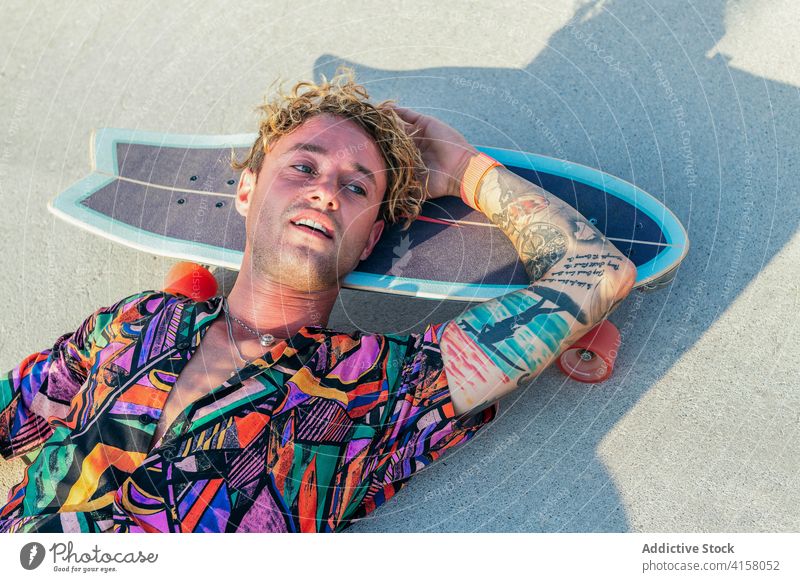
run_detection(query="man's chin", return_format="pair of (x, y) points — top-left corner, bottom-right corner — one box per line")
(249, 253), (339, 291)
(249, 234), (364, 290)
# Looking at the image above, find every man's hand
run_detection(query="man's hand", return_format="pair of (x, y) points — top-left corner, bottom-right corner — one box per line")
(388, 105), (478, 200)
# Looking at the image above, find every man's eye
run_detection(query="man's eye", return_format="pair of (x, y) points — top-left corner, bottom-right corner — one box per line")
(292, 164), (315, 175)
(347, 184), (367, 196)
(293, 164), (365, 196)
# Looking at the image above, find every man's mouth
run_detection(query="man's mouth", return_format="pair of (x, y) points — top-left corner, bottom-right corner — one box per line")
(290, 218), (334, 240)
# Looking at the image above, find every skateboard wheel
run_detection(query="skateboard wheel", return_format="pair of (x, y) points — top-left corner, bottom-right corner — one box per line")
(557, 320), (620, 383)
(163, 261), (218, 301)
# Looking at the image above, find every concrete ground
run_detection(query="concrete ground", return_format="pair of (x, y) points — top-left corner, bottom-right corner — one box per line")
(1, 0), (797, 532)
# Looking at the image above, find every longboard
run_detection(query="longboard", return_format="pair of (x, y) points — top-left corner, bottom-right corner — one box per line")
(49, 128), (689, 302)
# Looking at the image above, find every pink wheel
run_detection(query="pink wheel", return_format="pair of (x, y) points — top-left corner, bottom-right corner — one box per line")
(163, 261), (218, 301)
(557, 320), (621, 383)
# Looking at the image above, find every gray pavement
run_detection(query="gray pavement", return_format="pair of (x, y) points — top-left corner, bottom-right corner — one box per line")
(0, 0), (797, 532)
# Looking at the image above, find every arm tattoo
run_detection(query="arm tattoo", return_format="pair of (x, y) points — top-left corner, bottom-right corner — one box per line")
(515, 223), (569, 280)
(442, 165), (636, 415)
(442, 283), (583, 407)
(478, 168), (600, 281)
(539, 251), (630, 321)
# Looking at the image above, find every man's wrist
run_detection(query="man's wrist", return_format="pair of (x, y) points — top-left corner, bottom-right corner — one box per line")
(451, 147), (478, 200)
(459, 151), (503, 212)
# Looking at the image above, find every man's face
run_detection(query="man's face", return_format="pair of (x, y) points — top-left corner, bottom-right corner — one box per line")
(235, 113), (387, 291)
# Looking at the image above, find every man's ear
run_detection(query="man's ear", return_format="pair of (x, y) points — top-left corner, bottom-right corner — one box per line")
(359, 218), (386, 261)
(235, 168), (256, 218)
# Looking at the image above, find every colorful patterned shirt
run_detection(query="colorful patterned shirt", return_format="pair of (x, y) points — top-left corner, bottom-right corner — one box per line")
(0, 291), (497, 532)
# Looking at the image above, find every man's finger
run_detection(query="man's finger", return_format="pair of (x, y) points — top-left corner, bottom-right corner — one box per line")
(389, 104), (425, 124)
(385, 104), (415, 132)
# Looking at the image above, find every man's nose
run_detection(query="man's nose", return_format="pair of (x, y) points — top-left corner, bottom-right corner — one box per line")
(308, 175), (341, 209)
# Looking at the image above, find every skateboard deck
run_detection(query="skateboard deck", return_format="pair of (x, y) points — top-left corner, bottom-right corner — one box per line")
(49, 128), (689, 301)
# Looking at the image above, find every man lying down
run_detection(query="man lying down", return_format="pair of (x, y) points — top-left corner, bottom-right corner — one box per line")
(0, 67), (635, 533)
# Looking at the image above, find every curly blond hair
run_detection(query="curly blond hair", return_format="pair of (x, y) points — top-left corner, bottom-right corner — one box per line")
(231, 66), (427, 231)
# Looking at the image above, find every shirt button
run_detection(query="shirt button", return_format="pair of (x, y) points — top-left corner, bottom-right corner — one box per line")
(138, 413), (155, 425)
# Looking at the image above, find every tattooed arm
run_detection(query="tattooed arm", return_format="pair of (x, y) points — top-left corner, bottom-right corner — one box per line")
(440, 164), (636, 416)
(387, 105), (636, 417)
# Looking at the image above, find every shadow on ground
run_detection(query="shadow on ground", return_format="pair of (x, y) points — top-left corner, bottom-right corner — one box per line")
(310, 0), (797, 532)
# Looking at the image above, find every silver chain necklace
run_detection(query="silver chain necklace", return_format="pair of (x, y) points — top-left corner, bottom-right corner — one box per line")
(222, 301), (247, 375)
(221, 299), (277, 367)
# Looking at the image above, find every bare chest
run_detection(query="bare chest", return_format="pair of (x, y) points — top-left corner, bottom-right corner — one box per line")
(148, 336), (239, 452)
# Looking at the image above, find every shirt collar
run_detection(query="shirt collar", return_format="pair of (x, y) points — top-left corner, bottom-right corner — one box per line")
(183, 295), (332, 367)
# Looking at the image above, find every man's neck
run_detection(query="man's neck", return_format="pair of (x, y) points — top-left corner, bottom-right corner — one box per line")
(225, 263), (339, 341)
